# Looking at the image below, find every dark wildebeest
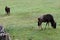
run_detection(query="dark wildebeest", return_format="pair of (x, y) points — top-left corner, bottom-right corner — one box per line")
(0, 25), (11, 40)
(38, 14), (56, 29)
(5, 6), (10, 15)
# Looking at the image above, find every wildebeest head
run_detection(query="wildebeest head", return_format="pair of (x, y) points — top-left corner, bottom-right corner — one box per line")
(51, 22), (56, 29)
(38, 18), (42, 26)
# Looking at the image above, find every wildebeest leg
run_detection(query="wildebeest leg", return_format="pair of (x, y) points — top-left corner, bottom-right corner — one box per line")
(45, 22), (49, 29)
(40, 24), (43, 30)
(7, 12), (10, 16)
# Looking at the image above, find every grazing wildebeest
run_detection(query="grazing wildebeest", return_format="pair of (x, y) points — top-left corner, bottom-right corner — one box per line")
(0, 25), (11, 40)
(5, 6), (10, 15)
(38, 14), (56, 29)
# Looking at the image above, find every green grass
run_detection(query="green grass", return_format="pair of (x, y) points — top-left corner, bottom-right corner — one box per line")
(0, 0), (60, 40)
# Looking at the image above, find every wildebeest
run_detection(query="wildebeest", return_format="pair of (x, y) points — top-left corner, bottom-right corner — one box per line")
(5, 6), (10, 15)
(0, 25), (11, 40)
(0, 33), (11, 40)
(38, 14), (56, 29)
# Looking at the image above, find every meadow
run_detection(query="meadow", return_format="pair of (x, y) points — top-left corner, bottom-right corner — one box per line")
(0, 0), (60, 40)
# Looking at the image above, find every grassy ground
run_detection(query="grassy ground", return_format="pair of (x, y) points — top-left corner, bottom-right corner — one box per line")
(0, 0), (60, 40)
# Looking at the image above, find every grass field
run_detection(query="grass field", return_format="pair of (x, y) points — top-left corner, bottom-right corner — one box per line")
(0, 0), (60, 40)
